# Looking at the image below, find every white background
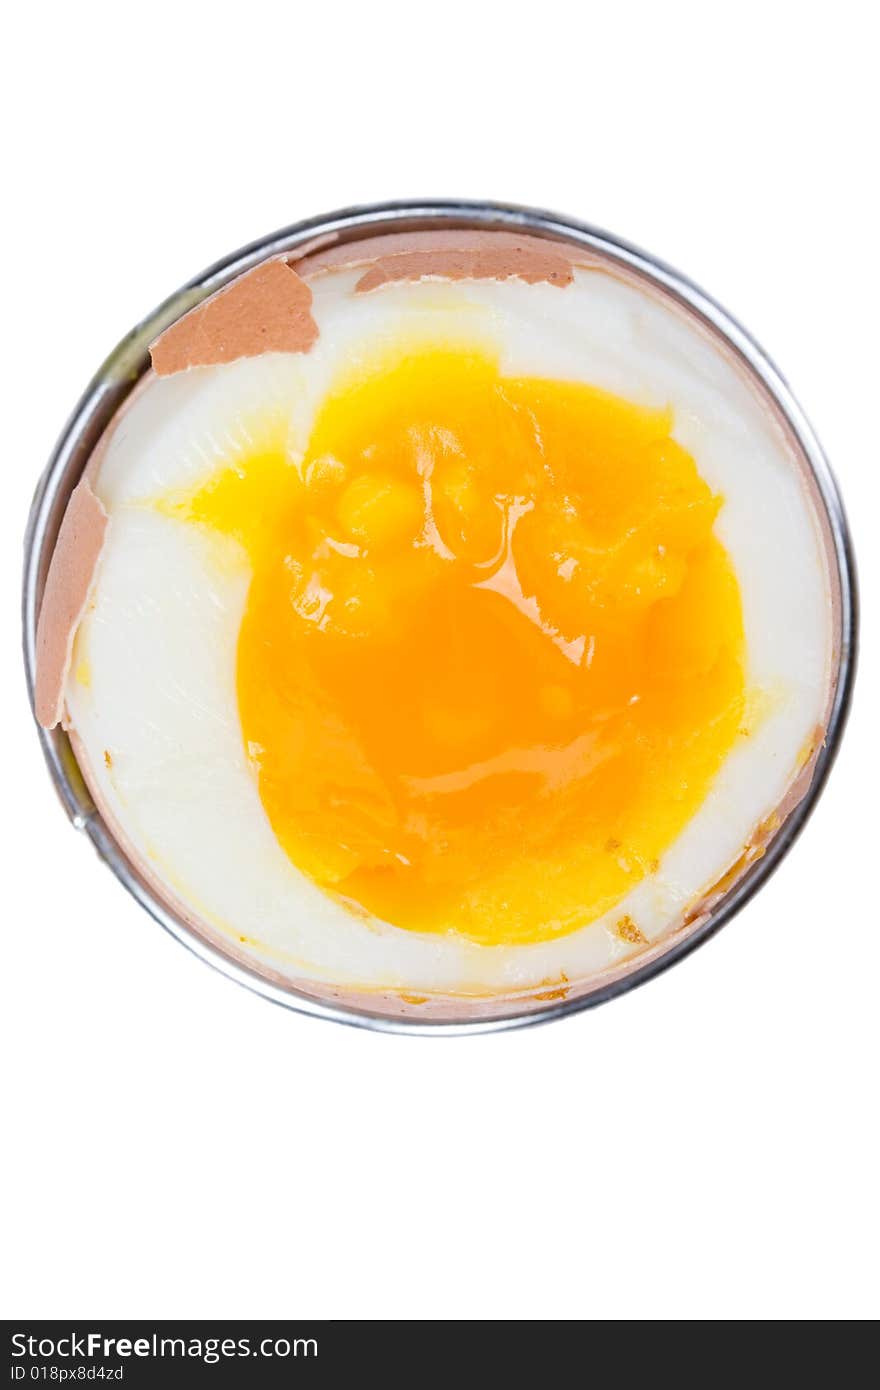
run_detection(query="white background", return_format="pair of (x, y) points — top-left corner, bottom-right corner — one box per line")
(2, 1), (877, 1322)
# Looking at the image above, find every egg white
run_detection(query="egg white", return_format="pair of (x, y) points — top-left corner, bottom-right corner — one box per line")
(65, 266), (833, 995)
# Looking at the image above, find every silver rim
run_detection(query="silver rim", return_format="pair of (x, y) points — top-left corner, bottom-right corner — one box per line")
(22, 199), (859, 1035)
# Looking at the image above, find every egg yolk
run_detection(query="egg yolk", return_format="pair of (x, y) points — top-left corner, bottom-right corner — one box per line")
(181, 345), (745, 946)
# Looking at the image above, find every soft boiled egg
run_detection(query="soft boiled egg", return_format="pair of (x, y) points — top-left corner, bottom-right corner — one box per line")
(34, 228), (838, 1019)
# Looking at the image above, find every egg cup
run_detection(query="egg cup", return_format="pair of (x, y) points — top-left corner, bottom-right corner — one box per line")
(23, 201), (857, 1032)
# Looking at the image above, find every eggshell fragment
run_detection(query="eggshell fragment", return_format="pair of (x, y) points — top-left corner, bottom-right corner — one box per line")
(150, 259), (318, 376)
(35, 479), (108, 729)
(293, 228), (581, 290)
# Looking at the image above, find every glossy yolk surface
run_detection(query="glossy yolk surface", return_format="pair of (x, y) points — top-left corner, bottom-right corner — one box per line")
(181, 345), (745, 946)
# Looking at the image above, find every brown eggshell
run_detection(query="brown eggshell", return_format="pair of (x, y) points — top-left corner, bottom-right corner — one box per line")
(293, 228), (587, 289)
(34, 479), (108, 729)
(150, 259), (318, 376)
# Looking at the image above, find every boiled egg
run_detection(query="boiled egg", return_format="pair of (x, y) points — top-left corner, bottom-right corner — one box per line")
(35, 230), (837, 1012)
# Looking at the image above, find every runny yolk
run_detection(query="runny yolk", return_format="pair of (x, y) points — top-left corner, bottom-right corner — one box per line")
(182, 345), (746, 946)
